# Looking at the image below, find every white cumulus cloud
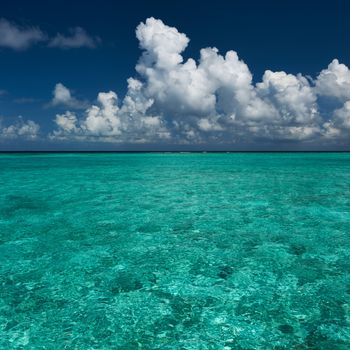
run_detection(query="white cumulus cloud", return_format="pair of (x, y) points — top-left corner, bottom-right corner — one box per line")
(51, 17), (350, 145)
(316, 59), (350, 102)
(0, 117), (40, 140)
(50, 78), (169, 142)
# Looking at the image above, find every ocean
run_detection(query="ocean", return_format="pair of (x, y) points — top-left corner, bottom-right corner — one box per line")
(1, 152), (350, 349)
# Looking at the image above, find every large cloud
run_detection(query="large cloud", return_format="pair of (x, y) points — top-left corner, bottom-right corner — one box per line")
(51, 17), (350, 145)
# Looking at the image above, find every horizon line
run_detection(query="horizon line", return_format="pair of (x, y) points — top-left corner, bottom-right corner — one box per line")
(1, 150), (350, 153)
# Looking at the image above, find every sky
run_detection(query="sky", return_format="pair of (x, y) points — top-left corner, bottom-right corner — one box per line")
(1, 0), (350, 151)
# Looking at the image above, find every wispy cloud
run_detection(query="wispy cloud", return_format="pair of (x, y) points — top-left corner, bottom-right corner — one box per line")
(13, 97), (40, 104)
(48, 27), (100, 49)
(0, 18), (99, 50)
(0, 18), (46, 50)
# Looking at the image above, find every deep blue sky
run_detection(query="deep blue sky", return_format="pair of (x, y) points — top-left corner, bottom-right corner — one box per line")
(1, 0), (350, 150)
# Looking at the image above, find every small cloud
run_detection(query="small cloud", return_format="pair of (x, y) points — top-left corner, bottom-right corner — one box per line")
(0, 116), (40, 140)
(13, 97), (39, 104)
(0, 18), (46, 50)
(50, 83), (89, 109)
(48, 27), (100, 49)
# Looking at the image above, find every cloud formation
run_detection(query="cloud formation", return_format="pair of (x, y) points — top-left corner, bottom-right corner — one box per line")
(0, 117), (40, 140)
(47, 17), (350, 144)
(0, 18), (45, 50)
(48, 27), (100, 49)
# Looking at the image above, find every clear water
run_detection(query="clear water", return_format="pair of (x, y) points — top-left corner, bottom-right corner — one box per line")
(1, 153), (350, 349)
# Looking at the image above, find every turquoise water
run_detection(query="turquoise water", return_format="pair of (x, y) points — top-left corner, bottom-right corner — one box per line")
(1, 153), (350, 349)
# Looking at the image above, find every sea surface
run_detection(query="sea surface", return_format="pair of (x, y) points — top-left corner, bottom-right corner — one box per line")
(1, 152), (350, 349)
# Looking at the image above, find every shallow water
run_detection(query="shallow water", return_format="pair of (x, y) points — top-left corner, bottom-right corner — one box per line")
(1, 153), (350, 349)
